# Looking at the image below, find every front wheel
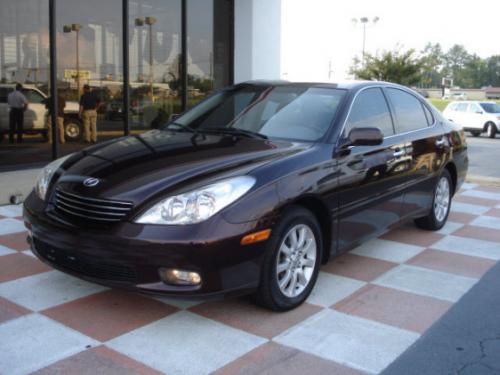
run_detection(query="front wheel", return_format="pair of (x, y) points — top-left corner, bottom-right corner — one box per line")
(486, 122), (497, 139)
(470, 130), (481, 137)
(414, 170), (452, 231)
(255, 206), (322, 311)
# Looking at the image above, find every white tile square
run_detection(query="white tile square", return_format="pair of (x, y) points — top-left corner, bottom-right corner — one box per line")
(373, 265), (477, 302)
(450, 202), (489, 216)
(462, 189), (500, 201)
(0, 204), (23, 218)
(432, 235), (500, 260)
(436, 221), (464, 235)
(0, 271), (107, 311)
(470, 215), (500, 230)
(21, 249), (36, 258)
(275, 309), (419, 374)
(0, 218), (26, 235)
(459, 183), (478, 190)
(0, 244), (16, 256)
(0, 314), (98, 375)
(351, 238), (424, 263)
(108, 311), (266, 375)
(307, 272), (365, 307)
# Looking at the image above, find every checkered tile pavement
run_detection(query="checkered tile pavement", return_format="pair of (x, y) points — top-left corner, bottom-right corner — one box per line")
(1, 183), (500, 375)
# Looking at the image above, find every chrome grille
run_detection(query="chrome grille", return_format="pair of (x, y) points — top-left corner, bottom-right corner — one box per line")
(54, 188), (133, 222)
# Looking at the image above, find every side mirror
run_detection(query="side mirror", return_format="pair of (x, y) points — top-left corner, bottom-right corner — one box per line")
(346, 127), (384, 147)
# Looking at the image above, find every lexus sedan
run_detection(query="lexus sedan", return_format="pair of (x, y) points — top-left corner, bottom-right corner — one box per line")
(24, 81), (468, 311)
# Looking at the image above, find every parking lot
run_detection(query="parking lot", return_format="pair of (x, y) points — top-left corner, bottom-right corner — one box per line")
(465, 135), (500, 178)
(1, 182), (499, 375)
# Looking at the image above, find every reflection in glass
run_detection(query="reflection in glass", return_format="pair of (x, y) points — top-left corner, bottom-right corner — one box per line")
(129, 0), (181, 131)
(0, 0), (51, 169)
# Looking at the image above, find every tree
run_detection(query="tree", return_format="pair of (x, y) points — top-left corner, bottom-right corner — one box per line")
(350, 48), (424, 86)
(485, 55), (500, 87)
(420, 43), (445, 87)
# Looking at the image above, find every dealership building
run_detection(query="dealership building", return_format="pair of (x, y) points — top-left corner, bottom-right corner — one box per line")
(0, 0), (283, 203)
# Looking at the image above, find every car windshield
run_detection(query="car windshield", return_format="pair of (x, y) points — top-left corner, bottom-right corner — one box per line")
(480, 103), (500, 113)
(166, 85), (346, 142)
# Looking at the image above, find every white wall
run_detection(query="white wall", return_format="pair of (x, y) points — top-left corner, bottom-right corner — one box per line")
(234, 0), (282, 83)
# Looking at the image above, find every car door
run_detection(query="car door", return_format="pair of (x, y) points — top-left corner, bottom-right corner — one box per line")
(0, 87), (13, 132)
(467, 103), (485, 129)
(336, 87), (407, 250)
(22, 89), (47, 130)
(384, 88), (446, 219)
(452, 102), (469, 128)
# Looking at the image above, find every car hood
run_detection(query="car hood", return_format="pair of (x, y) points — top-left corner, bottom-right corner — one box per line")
(56, 130), (309, 205)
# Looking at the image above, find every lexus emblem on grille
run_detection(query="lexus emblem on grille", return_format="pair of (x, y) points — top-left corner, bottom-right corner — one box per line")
(83, 177), (100, 187)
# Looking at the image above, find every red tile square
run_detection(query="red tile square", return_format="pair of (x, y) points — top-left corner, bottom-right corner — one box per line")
(453, 195), (499, 207)
(0, 297), (31, 324)
(214, 342), (366, 375)
(32, 346), (162, 375)
(485, 208), (500, 218)
(453, 225), (500, 243)
(407, 249), (495, 278)
(448, 211), (477, 224)
(43, 290), (178, 341)
(334, 284), (451, 333)
(190, 297), (321, 339)
(0, 253), (51, 282)
(0, 231), (30, 251)
(323, 253), (397, 282)
(381, 223), (445, 247)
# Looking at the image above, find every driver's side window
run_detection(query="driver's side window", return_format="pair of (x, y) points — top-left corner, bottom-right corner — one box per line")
(344, 88), (394, 138)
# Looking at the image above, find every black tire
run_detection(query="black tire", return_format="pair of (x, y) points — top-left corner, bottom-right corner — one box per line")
(414, 169), (452, 231)
(486, 122), (497, 139)
(64, 118), (83, 142)
(254, 206), (322, 311)
(470, 131), (481, 137)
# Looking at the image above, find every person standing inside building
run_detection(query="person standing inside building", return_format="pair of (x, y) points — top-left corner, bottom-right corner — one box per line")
(7, 83), (28, 143)
(79, 84), (99, 143)
(45, 92), (66, 144)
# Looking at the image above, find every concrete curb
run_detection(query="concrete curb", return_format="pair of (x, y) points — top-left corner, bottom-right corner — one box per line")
(466, 174), (500, 187)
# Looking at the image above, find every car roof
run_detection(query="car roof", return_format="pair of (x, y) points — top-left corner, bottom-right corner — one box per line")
(238, 80), (413, 92)
(0, 83), (40, 90)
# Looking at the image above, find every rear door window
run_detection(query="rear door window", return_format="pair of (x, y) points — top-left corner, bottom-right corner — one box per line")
(386, 88), (428, 133)
(344, 87), (394, 137)
(22, 89), (46, 104)
(456, 103), (468, 112)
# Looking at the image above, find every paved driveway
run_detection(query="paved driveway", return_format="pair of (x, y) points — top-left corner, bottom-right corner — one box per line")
(1, 183), (500, 375)
(465, 135), (500, 178)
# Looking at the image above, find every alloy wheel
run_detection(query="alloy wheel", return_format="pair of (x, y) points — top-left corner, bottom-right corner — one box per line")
(434, 176), (450, 222)
(276, 224), (317, 298)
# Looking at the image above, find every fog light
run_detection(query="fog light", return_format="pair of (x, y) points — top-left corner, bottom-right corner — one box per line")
(159, 268), (201, 286)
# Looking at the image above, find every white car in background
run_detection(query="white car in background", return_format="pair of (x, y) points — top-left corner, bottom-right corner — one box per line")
(443, 101), (500, 138)
(0, 84), (82, 142)
(442, 92), (468, 100)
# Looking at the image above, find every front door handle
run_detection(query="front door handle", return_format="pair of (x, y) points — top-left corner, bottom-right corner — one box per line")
(436, 138), (446, 147)
(393, 150), (405, 158)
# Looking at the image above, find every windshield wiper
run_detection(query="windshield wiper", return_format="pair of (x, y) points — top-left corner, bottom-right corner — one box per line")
(202, 127), (268, 140)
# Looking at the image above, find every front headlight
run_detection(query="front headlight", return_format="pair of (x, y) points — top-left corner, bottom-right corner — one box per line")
(35, 154), (72, 201)
(135, 176), (256, 225)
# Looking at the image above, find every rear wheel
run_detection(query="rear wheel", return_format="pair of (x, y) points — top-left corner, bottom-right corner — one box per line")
(64, 118), (83, 142)
(414, 169), (452, 231)
(255, 206), (322, 311)
(486, 122), (497, 139)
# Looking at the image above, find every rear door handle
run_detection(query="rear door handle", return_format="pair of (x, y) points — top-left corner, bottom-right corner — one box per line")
(393, 150), (405, 158)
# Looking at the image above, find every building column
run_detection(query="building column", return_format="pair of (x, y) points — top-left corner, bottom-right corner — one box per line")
(233, 0), (282, 83)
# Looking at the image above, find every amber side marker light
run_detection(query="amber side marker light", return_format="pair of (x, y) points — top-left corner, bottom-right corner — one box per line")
(241, 229), (271, 245)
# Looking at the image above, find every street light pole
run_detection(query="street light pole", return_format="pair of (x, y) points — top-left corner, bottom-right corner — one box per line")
(352, 16), (379, 66)
(63, 23), (82, 98)
(145, 16), (156, 103)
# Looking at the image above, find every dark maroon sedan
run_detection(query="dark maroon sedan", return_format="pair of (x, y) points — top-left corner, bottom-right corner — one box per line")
(24, 81), (468, 310)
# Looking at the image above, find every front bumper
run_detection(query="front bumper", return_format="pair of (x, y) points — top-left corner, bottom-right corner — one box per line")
(23, 192), (272, 297)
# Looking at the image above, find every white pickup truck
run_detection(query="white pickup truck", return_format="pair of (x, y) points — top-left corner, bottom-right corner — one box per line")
(0, 84), (82, 142)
